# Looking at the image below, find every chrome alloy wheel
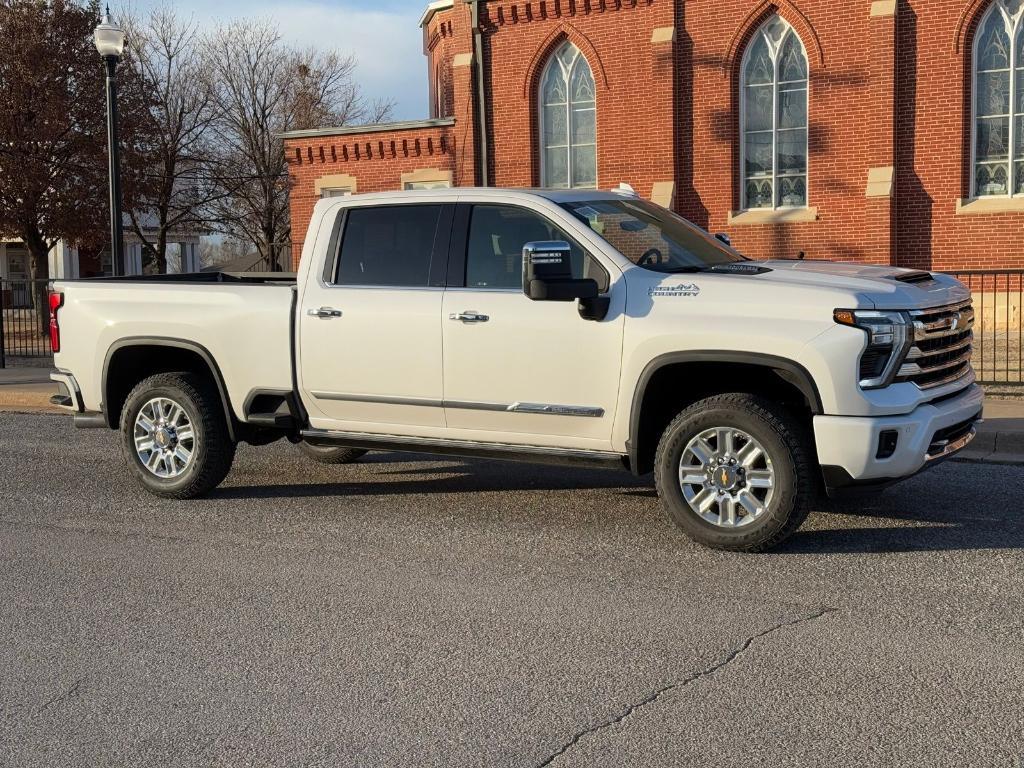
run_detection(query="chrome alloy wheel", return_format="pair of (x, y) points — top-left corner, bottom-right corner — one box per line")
(134, 397), (196, 479)
(678, 427), (776, 528)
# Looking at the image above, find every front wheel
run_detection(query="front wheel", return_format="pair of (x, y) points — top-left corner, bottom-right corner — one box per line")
(119, 372), (236, 499)
(654, 393), (816, 552)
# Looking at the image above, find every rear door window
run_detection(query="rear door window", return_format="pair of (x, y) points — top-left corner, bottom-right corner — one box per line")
(335, 205), (444, 287)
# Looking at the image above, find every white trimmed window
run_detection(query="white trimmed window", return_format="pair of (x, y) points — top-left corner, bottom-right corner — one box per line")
(539, 42), (597, 189)
(320, 188), (352, 198)
(972, 0), (1024, 197)
(740, 16), (809, 210)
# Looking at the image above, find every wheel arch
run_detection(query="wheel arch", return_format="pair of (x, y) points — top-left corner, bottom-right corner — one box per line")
(102, 337), (237, 441)
(627, 351), (823, 476)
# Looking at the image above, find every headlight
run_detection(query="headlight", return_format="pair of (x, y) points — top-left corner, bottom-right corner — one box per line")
(834, 309), (913, 389)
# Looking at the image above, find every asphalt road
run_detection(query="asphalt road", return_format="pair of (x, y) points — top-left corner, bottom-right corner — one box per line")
(2, 412), (1023, 767)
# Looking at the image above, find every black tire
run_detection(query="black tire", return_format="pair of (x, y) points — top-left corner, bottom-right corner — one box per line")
(297, 442), (368, 465)
(119, 372), (236, 499)
(654, 393), (816, 552)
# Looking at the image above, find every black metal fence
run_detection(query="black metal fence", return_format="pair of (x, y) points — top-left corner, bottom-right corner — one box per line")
(238, 242), (295, 273)
(944, 269), (1023, 386)
(1, 278), (54, 367)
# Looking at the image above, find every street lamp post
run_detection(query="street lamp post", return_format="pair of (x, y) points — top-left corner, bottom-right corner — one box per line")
(94, 8), (127, 277)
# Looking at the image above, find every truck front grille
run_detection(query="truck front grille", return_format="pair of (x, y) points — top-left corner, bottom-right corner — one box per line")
(895, 300), (974, 389)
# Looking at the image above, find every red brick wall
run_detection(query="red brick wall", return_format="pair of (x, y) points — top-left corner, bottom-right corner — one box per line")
(285, 0), (1024, 272)
(286, 126), (462, 268)
(895, 0), (1024, 271)
(481, 0), (677, 196)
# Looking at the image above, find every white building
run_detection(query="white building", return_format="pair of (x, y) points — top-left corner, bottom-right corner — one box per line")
(1, 225), (203, 307)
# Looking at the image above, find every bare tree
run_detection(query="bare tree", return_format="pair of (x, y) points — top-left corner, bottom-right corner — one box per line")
(122, 6), (222, 273)
(205, 20), (393, 268)
(0, 0), (153, 330)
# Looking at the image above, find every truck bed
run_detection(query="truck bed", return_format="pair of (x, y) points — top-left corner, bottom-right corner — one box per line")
(65, 271), (298, 285)
(53, 276), (296, 422)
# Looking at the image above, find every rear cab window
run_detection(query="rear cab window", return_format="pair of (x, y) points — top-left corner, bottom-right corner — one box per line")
(330, 204), (450, 287)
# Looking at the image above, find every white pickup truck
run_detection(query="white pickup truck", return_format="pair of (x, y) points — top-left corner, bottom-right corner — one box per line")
(49, 188), (982, 551)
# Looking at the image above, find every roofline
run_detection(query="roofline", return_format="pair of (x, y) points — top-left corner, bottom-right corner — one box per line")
(307, 187), (641, 203)
(280, 118), (456, 141)
(419, 0), (455, 27)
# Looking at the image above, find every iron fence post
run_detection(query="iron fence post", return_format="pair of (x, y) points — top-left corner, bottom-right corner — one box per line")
(0, 278), (6, 369)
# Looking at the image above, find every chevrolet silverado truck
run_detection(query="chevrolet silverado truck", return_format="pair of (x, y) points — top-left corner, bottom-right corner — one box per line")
(48, 188), (982, 551)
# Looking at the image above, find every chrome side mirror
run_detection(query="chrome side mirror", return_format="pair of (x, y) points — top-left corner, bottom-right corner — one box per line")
(521, 241), (597, 302)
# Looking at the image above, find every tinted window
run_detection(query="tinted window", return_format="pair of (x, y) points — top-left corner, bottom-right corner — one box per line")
(465, 205), (608, 291)
(336, 205), (443, 287)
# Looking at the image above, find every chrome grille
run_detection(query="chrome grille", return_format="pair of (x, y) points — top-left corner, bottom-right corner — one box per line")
(896, 300), (974, 389)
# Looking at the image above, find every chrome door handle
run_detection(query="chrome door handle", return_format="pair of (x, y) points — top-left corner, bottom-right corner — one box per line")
(308, 307), (343, 319)
(449, 311), (489, 323)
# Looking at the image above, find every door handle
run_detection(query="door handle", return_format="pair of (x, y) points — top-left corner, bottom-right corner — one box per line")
(308, 307), (343, 319)
(449, 311), (489, 323)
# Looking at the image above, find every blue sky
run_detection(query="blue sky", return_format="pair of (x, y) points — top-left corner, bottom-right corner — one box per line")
(127, 0), (430, 120)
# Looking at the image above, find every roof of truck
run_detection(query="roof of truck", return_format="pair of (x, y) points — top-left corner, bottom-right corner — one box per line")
(326, 187), (641, 204)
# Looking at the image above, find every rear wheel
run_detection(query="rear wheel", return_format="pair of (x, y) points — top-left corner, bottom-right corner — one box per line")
(298, 442), (368, 465)
(654, 393), (816, 552)
(119, 372), (236, 499)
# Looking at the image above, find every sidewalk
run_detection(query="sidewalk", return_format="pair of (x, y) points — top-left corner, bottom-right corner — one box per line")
(0, 367), (57, 412)
(0, 367), (1021, 464)
(960, 398), (1024, 466)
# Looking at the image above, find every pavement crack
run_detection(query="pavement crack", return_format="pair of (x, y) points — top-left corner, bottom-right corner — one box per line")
(34, 678), (84, 716)
(532, 607), (837, 768)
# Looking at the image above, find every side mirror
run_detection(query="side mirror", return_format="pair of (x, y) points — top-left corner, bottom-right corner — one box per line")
(714, 232), (732, 246)
(522, 241), (598, 302)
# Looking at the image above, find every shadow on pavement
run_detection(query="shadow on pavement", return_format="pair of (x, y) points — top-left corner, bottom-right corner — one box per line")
(221, 452), (1023, 555)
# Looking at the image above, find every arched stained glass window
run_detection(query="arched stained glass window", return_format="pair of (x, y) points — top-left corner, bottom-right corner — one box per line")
(973, 0), (1024, 197)
(740, 16), (809, 209)
(540, 42), (597, 189)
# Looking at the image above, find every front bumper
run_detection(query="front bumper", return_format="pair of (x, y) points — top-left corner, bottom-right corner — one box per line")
(815, 383), (984, 491)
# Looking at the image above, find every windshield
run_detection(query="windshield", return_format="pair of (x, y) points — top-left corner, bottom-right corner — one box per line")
(560, 198), (746, 273)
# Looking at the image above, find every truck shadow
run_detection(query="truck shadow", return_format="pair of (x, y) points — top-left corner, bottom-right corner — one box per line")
(219, 453), (1023, 555)
(776, 467), (1024, 554)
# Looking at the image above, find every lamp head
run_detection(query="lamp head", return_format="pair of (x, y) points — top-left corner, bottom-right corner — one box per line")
(94, 6), (125, 59)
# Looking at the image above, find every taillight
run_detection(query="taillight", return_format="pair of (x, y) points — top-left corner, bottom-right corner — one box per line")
(48, 292), (64, 353)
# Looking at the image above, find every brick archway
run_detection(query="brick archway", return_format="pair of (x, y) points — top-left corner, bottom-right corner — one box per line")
(954, 0), (994, 53)
(723, 0), (824, 79)
(521, 21), (609, 100)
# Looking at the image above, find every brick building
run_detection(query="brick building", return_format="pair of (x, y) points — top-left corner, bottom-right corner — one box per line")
(282, 0), (1024, 273)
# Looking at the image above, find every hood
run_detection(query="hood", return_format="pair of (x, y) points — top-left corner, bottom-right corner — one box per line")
(750, 260), (971, 310)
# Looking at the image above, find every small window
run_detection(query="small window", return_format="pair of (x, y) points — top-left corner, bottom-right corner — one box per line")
(321, 188), (351, 198)
(465, 204), (608, 291)
(403, 180), (452, 190)
(336, 205), (443, 287)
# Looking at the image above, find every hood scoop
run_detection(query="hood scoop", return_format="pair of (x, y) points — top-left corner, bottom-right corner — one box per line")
(893, 270), (937, 286)
(708, 263), (773, 276)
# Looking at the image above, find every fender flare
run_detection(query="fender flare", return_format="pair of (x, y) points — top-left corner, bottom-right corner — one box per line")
(102, 336), (237, 441)
(627, 351), (824, 473)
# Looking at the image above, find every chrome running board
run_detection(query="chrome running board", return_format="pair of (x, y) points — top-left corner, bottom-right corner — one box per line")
(300, 428), (627, 470)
